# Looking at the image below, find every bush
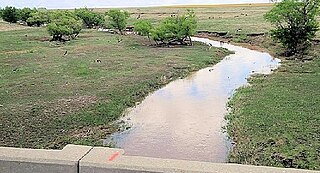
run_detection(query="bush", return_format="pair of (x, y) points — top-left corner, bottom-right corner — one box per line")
(151, 10), (197, 45)
(265, 0), (320, 56)
(75, 8), (104, 28)
(0, 8), (3, 19)
(19, 7), (37, 22)
(47, 11), (82, 41)
(26, 10), (50, 27)
(1, 6), (19, 23)
(105, 9), (130, 35)
(134, 20), (153, 42)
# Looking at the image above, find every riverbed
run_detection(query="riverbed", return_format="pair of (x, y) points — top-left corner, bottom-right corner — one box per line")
(107, 37), (280, 162)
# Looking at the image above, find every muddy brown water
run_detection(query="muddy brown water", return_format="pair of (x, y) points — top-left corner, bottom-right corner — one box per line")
(106, 37), (280, 162)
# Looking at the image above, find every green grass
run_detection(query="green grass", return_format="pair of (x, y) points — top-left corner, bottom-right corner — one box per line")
(226, 39), (320, 170)
(0, 27), (229, 149)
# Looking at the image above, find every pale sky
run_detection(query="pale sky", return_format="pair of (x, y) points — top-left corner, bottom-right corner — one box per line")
(0, 0), (270, 9)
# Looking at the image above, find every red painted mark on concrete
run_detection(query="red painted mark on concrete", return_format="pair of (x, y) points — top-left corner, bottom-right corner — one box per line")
(108, 152), (120, 161)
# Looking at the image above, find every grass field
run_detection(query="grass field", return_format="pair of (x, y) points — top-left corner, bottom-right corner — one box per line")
(0, 20), (28, 31)
(95, 3), (273, 34)
(97, 3), (320, 37)
(0, 27), (228, 149)
(226, 40), (320, 170)
(214, 13), (320, 169)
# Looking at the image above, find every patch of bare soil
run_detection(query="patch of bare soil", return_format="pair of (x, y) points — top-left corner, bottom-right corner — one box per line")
(44, 96), (98, 116)
(70, 125), (117, 139)
(46, 124), (119, 149)
(23, 36), (51, 42)
(0, 23), (28, 31)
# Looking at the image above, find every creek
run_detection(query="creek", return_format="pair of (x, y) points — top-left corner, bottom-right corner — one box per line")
(107, 37), (280, 162)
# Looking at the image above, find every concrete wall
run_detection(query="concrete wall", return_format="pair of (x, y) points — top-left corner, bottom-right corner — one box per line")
(0, 145), (319, 173)
(0, 145), (92, 173)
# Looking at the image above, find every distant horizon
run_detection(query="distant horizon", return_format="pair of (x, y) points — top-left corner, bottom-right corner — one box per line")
(1, 0), (270, 9)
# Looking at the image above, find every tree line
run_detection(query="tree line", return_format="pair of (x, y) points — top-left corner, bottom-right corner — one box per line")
(0, 6), (104, 41)
(0, 7), (128, 41)
(1, 0), (320, 55)
(0, 6), (197, 45)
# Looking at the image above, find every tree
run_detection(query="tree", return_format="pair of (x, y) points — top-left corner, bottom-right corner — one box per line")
(265, 0), (320, 56)
(151, 10), (197, 45)
(105, 9), (130, 35)
(134, 20), (153, 43)
(0, 8), (3, 19)
(1, 6), (19, 23)
(19, 7), (37, 22)
(26, 10), (50, 26)
(75, 8), (104, 28)
(151, 18), (176, 45)
(47, 11), (82, 41)
(178, 10), (197, 45)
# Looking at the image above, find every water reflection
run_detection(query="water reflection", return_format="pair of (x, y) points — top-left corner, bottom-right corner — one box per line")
(108, 37), (280, 163)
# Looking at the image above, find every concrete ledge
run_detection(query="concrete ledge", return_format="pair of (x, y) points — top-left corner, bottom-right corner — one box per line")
(0, 144), (92, 173)
(80, 147), (320, 173)
(1, 145), (320, 173)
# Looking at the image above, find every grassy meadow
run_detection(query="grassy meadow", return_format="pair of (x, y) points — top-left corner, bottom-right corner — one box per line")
(96, 3), (273, 34)
(226, 39), (320, 170)
(0, 27), (228, 148)
(0, 20), (28, 31)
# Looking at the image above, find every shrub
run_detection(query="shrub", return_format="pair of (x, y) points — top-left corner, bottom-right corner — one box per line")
(47, 11), (82, 41)
(19, 7), (37, 22)
(26, 10), (50, 27)
(265, 0), (320, 56)
(151, 10), (197, 45)
(75, 8), (104, 28)
(0, 8), (3, 19)
(1, 6), (19, 23)
(105, 9), (130, 35)
(134, 20), (153, 42)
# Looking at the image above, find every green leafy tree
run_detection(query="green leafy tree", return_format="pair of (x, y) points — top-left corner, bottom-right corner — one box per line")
(26, 10), (50, 26)
(1, 6), (19, 23)
(151, 10), (197, 45)
(47, 11), (82, 41)
(134, 20), (153, 43)
(265, 0), (320, 56)
(0, 8), (3, 19)
(75, 8), (104, 28)
(151, 18), (176, 45)
(178, 10), (197, 45)
(19, 7), (37, 22)
(105, 9), (130, 35)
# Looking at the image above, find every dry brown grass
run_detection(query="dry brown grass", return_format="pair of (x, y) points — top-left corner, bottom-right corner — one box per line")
(0, 20), (28, 31)
(164, 3), (273, 8)
(95, 3), (273, 34)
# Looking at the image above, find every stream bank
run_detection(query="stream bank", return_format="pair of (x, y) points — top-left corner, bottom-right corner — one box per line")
(107, 37), (280, 162)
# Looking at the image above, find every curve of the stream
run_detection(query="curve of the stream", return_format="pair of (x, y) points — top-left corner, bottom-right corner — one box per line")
(106, 37), (281, 162)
